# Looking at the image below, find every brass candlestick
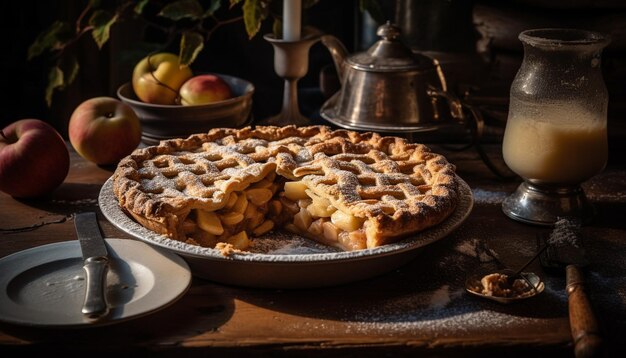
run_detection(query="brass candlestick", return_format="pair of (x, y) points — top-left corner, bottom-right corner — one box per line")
(263, 28), (321, 126)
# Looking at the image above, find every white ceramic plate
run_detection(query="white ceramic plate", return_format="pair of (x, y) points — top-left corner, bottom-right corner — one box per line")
(0, 239), (191, 327)
(99, 176), (473, 288)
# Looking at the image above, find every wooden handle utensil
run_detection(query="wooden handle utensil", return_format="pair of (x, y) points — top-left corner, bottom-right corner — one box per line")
(566, 264), (603, 358)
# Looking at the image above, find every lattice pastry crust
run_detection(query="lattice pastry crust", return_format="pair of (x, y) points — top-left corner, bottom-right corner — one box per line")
(112, 125), (458, 251)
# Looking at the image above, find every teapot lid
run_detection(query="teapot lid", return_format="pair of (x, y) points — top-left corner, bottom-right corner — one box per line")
(348, 22), (433, 72)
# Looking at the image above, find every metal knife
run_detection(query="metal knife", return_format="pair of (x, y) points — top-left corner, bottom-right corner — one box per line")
(75, 212), (110, 319)
(540, 217), (602, 358)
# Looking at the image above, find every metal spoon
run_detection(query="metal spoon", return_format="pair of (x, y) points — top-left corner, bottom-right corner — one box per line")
(465, 244), (547, 304)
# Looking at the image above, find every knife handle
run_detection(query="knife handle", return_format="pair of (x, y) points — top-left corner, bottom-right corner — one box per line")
(566, 264), (603, 358)
(82, 256), (110, 319)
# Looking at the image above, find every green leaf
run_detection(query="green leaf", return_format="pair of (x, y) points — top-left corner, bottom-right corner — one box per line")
(243, 0), (265, 39)
(179, 31), (204, 67)
(134, 0), (150, 15)
(28, 21), (70, 60)
(44, 55), (81, 107)
(204, 0), (221, 17)
(60, 55), (80, 86)
(359, 0), (385, 25)
(45, 66), (65, 108)
(89, 10), (118, 49)
(158, 0), (204, 21)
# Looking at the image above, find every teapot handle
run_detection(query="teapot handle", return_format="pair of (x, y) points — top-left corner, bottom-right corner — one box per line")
(426, 58), (464, 121)
(426, 59), (515, 179)
(320, 35), (349, 86)
(427, 85), (465, 122)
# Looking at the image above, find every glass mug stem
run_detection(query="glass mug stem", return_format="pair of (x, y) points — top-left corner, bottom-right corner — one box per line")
(502, 181), (596, 226)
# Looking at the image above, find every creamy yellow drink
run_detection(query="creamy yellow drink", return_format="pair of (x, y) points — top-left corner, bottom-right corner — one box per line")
(503, 100), (608, 184)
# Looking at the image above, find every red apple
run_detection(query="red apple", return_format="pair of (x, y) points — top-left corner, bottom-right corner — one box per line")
(179, 74), (232, 106)
(0, 119), (70, 198)
(132, 52), (193, 105)
(69, 97), (141, 165)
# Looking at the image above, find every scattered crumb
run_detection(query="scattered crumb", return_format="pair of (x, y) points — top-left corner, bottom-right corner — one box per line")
(215, 242), (240, 256)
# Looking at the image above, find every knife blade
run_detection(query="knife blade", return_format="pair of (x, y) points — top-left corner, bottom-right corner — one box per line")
(74, 212), (110, 319)
(540, 217), (602, 358)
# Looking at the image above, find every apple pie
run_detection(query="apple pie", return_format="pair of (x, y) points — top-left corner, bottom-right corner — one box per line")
(112, 125), (458, 252)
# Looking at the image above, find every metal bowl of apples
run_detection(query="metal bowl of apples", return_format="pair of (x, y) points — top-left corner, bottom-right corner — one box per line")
(117, 72), (254, 145)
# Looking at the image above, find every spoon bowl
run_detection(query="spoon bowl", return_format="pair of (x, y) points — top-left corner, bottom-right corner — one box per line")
(465, 268), (545, 304)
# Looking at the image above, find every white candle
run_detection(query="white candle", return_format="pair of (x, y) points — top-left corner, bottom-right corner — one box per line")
(283, 0), (301, 41)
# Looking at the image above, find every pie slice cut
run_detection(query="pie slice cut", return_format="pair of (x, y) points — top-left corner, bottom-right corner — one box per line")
(112, 125), (458, 253)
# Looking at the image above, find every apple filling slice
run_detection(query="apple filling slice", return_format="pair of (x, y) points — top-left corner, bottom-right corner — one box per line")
(185, 172), (281, 250)
(280, 181), (368, 251)
(184, 176), (370, 252)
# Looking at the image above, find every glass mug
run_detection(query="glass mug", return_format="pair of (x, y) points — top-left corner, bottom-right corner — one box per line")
(501, 28), (610, 225)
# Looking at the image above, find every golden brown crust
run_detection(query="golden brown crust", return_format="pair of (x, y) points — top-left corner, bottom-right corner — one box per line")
(112, 125), (458, 250)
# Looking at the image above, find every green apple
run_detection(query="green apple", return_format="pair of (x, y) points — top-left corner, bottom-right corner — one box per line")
(69, 97), (141, 165)
(179, 74), (232, 106)
(132, 52), (193, 105)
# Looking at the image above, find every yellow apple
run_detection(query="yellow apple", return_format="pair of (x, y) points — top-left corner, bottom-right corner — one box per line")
(179, 74), (232, 106)
(69, 97), (141, 165)
(132, 52), (193, 105)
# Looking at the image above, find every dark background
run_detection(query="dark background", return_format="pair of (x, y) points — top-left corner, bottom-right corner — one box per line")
(0, 0), (364, 132)
(2, 0), (626, 158)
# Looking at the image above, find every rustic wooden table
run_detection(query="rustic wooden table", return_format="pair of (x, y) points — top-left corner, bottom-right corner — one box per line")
(1, 143), (625, 357)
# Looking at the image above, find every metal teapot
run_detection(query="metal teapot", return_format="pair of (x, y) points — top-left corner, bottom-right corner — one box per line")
(320, 22), (463, 132)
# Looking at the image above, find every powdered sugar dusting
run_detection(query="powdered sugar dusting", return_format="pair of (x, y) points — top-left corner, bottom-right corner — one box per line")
(345, 308), (542, 336)
(584, 170), (626, 202)
(52, 198), (98, 206)
(429, 285), (465, 309)
(548, 217), (581, 247)
(471, 188), (508, 204)
(340, 283), (550, 336)
(248, 231), (337, 255)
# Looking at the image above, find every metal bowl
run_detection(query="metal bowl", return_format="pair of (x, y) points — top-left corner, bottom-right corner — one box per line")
(117, 74), (254, 145)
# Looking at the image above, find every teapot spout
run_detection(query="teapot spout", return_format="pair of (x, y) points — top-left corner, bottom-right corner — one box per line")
(321, 35), (348, 85)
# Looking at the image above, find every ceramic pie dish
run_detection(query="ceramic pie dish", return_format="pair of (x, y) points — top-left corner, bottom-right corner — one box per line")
(98, 175), (472, 288)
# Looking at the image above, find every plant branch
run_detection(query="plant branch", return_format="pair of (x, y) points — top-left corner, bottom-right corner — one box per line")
(53, 25), (94, 61)
(205, 15), (243, 41)
(75, 1), (93, 34)
(58, 1), (134, 61)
